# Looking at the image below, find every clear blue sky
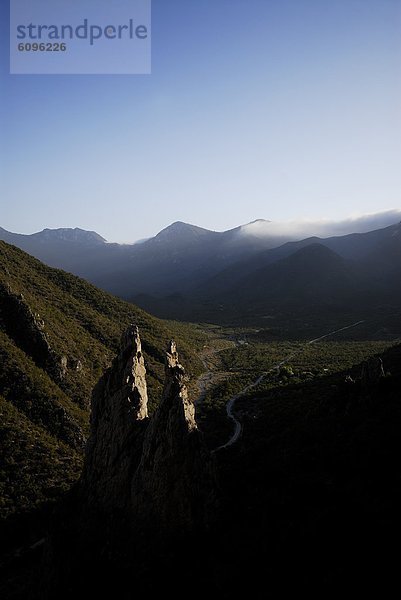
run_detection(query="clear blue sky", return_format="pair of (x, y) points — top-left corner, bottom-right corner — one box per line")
(1, 0), (400, 242)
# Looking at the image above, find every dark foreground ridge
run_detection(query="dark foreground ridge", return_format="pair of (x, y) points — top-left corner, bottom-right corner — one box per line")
(42, 326), (218, 598)
(3, 322), (401, 598)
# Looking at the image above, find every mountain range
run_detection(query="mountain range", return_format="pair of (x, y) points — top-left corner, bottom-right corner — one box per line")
(1, 212), (401, 329)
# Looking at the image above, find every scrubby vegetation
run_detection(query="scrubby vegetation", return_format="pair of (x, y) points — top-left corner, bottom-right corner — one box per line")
(0, 395), (82, 520)
(198, 339), (397, 449)
(0, 240), (206, 527)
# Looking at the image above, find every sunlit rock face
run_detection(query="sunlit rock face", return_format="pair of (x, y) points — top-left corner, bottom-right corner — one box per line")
(131, 340), (217, 535)
(80, 328), (216, 530)
(81, 325), (149, 512)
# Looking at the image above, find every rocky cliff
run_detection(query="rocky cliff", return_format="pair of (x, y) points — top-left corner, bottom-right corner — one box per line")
(81, 325), (149, 512)
(80, 327), (216, 528)
(132, 340), (217, 534)
(43, 326), (217, 597)
(0, 281), (68, 382)
(0, 281), (86, 450)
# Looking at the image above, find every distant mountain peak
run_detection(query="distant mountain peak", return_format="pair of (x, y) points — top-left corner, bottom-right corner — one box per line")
(170, 220), (192, 228)
(237, 219), (272, 238)
(164, 220), (197, 232)
(35, 227), (106, 244)
(153, 221), (214, 243)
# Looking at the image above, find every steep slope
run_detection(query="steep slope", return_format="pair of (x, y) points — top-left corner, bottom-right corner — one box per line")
(0, 240), (205, 524)
(198, 221), (401, 299)
(0, 394), (82, 520)
(229, 244), (359, 306)
(229, 225), (401, 313)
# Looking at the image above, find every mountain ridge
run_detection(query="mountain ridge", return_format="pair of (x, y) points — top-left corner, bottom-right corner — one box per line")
(1, 216), (401, 326)
(2, 208), (400, 245)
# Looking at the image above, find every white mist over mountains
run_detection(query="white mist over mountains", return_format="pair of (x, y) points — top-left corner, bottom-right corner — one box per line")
(236, 209), (401, 242)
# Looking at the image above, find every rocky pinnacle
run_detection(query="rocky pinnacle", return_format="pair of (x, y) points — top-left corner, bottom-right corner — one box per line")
(79, 327), (216, 532)
(44, 327), (218, 598)
(81, 324), (149, 510)
(121, 324), (149, 420)
(131, 338), (216, 534)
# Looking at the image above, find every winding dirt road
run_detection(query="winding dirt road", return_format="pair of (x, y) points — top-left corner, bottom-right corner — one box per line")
(213, 320), (365, 452)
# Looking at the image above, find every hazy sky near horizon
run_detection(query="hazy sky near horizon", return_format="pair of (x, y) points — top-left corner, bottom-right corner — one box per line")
(1, 0), (400, 243)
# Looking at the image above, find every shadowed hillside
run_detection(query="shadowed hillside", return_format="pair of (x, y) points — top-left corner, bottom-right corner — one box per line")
(0, 240), (205, 529)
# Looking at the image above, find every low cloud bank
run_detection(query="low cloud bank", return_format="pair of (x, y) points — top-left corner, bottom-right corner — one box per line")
(239, 209), (401, 240)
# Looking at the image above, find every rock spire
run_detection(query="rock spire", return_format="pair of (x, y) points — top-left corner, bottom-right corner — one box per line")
(81, 324), (149, 511)
(131, 339), (216, 534)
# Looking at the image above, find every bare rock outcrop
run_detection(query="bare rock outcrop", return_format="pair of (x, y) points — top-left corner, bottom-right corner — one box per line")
(0, 281), (70, 382)
(0, 283), (85, 449)
(81, 325), (149, 512)
(131, 340), (217, 535)
(0, 283), (52, 366)
(43, 327), (218, 598)
(80, 326), (216, 529)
